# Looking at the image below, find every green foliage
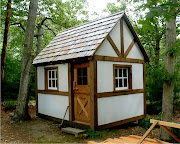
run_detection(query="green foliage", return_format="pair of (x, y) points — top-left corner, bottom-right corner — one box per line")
(4, 101), (17, 111)
(146, 64), (164, 102)
(139, 117), (161, 130)
(146, 101), (162, 115)
(85, 129), (101, 138)
(103, 0), (128, 14)
(1, 0), (89, 101)
(166, 40), (180, 56)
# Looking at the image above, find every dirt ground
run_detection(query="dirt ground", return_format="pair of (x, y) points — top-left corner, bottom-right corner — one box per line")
(1, 104), (180, 143)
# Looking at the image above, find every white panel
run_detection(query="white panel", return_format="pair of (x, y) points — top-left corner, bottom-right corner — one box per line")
(98, 93), (144, 125)
(38, 94), (69, 120)
(58, 63), (68, 92)
(95, 39), (118, 57)
(97, 61), (143, 92)
(37, 66), (45, 90)
(123, 20), (134, 52)
(109, 21), (121, 51)
(132, 63), (143, 89)
(97, 61), (114, 92)
(127, 43), (144, 60)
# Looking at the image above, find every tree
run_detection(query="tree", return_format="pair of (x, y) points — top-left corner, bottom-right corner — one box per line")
(161, 0), (177, 140)
(13, 0), (38, 121)
(1, 0), (11, 101)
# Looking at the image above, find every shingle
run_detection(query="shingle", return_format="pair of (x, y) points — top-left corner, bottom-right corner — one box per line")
(33, 12), (124, 64)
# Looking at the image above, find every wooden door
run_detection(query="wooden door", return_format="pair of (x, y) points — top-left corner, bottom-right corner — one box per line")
(73, 63), (90, 123)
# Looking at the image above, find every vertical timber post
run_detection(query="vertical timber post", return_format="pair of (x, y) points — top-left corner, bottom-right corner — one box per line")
(90, 60), (97, 130)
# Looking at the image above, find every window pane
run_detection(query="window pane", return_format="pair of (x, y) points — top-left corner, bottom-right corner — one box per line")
(116, 79), (118, 88)
(78, 77), (82, 85)
(124, 78), (127, 87)
(52, 71), (55, 78)
(83, 77), (87, 85)
(77, 68), (82, 77)
(119, 79), (122, 87)
(52, 80), (55, 87)
(115, 69), (118, 77)
(119, 69), (122, 77)
(83, 68), (87, 76)
(49, 80), (51, 87)
(123, 69), (127, 77)
(55, 79), (57, 87)
(55, 71), (57, 78)
(49, 71), (51, 78)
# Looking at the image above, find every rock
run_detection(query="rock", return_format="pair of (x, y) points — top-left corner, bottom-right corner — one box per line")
(9, 112), (14, 117)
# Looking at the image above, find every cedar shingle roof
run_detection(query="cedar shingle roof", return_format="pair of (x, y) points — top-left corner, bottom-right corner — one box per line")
(33, 12), (124, 64)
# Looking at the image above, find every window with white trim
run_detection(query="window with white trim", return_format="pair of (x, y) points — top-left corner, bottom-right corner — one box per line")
(114, 65), (132, 91)
(48, 69), (57, 90)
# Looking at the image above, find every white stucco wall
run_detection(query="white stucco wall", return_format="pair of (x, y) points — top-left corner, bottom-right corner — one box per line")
(37, 66), (45, 90)
(95, 39), (118, 57)
(37, 64), (68, 92)
(127, 43), (144, 60)
(109, 21), (121, 52)
(38, 93), (69, 120)
(97, 61), (143, 93)
(58, 63), (68, 92)
(98, 93), (144, 125)
(123, 20), (134, 52)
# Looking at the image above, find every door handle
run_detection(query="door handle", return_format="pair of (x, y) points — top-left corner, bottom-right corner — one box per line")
(73, 81), (79, 91)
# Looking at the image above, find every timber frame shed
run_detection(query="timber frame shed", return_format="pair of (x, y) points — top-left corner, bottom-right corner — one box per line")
(33, 11), (150, 130)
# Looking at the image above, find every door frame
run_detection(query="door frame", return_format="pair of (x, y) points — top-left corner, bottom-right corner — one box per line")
(68, 60), (98, 130)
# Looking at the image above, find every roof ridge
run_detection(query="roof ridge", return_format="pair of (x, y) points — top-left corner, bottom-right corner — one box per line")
(57, 11), (125, 35)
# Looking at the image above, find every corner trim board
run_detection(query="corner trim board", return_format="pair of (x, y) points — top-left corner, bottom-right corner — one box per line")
(35, 67), (38, 115)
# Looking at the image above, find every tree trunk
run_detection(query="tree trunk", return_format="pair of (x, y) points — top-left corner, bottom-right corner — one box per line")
(155, 39), (160, 66)
(1, 0), (11, 101)
(36, 25), (43, 56)
(13, 0), (38, 121)
(160, 0), (176, 140)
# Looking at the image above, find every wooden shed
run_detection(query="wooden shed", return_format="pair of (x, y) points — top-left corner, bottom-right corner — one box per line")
(33, 11), (150, 130)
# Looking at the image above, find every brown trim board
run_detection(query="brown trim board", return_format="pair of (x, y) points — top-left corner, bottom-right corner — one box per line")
(38, 90), (69, 96)
(35, 67), (38, 116)
(143, 63), (146, 115)
(93, 55), (145, 64)
(120, 18), (124, 57)
(44, 66), (58, 90)
(124, 40), (135, 58)
(107, 35), (121, 57)
(97, 89), (144, 98)
(113, 64), (132, 92)
(68, 63), (74, 121)
(90, 60), (98, 130)
(97, 115), (145, 130)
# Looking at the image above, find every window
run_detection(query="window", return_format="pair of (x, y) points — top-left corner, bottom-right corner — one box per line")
(77, 68), (88, 85)
(114, 65), (132, 91)
(45, 67), (58, 90)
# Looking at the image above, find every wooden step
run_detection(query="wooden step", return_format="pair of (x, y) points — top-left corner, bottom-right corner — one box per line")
(61, 127), (85, 135)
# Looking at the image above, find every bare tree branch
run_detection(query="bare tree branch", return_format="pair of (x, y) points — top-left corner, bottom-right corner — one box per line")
(11, 22), (25, 32)
(44, 24), (56, 36)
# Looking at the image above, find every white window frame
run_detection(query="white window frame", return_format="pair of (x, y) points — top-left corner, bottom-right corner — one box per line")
(115, 67), (129, 90)
(48, 69), (57, 90)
